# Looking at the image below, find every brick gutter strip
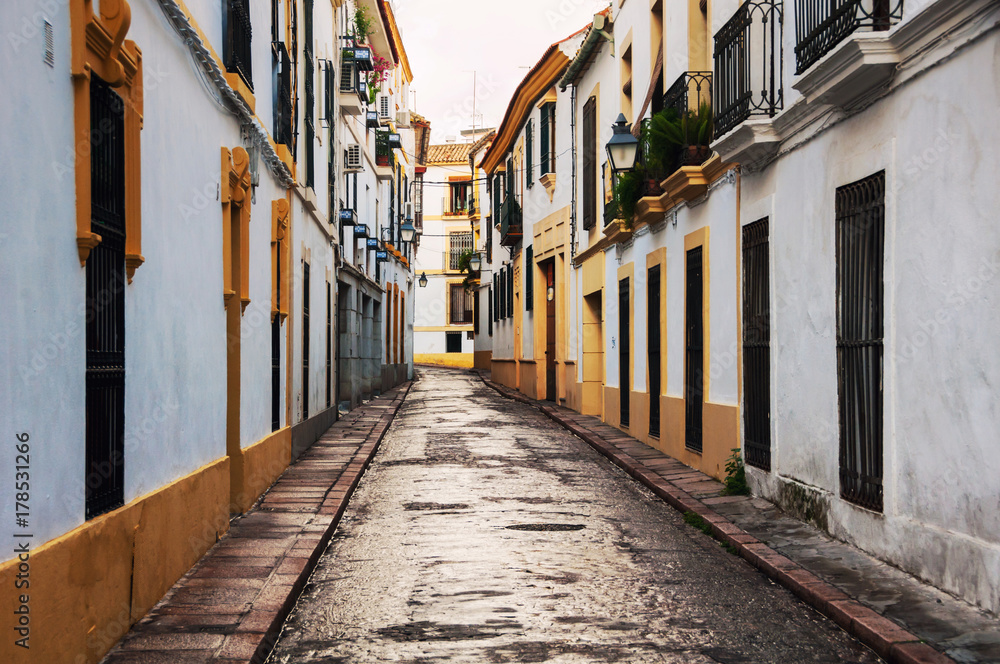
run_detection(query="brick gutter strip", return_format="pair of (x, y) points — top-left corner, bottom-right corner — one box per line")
(478, 374), (954, 664)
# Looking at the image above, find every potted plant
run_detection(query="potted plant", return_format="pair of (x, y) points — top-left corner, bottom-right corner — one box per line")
(352, 5), (375, 44)
(648, 103), (713, 170)
(609, 168), (644, 230)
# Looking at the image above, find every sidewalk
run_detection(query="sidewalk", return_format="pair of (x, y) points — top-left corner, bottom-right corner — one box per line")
(478, 371), (999, 664)
(100, 382), (411, 664)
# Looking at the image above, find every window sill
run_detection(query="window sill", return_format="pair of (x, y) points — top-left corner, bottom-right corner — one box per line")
(224, 73), (256, 114)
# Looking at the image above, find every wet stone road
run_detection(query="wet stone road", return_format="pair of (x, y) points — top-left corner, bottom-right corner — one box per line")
(267, 368), (881, 663)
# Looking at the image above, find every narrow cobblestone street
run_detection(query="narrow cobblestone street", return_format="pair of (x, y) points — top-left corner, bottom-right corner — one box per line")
(266, 368), (881, 663)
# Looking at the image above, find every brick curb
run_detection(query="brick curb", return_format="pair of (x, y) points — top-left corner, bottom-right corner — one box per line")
(102, 382), (412, 664)
(477, 374), (953, 664)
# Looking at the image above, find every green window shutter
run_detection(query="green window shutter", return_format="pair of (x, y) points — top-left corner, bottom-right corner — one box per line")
(525, 246), (534, 311)
(507, 265), (513, 316)
(526, 121), (533, 187)
(506, 157), (514, 202)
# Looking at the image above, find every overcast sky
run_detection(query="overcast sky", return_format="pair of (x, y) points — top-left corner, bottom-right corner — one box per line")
(392, 0), (610, 143)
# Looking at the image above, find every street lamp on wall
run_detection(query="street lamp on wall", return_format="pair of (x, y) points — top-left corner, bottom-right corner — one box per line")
(606, 113), (639, 173)
(418, 272), (428, 288)
(468, 252), (482, 273)
(400, 221), (417, 244)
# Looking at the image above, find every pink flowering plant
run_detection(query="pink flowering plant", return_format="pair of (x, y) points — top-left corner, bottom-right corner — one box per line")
(367, 53), (392, 103)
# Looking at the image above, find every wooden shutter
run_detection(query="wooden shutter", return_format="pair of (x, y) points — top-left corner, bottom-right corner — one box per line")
(582, 96), (597, 230)
(526, 121), (533, 187)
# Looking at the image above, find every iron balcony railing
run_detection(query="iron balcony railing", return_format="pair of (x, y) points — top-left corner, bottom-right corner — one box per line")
(714, 0), (783, 138)
(499, 196), (522, 247)
(637, 118), (666, 196)
(224, 0), (253, 91)
(662, 71), (713, 170)
(375, 130), (393, 167)
(795, 0), (903, 74)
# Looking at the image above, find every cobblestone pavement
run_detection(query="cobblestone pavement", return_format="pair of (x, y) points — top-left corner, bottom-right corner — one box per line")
(267, 368), (882, 663)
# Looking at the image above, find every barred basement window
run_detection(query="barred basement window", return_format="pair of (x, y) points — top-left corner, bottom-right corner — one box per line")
(446, 332), (462, 353)
(836, 171), (885, 512)
(85, 75), (126, 520)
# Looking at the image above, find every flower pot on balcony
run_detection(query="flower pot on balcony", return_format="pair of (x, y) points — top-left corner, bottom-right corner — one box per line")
(684, 145), (712, 166)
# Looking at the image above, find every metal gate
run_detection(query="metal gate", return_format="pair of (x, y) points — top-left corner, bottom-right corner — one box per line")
(685, 248), (704, 452)
(85, 75), (126, 519)
(836, 172), (885, 512)
(742, 219), (771, 470)
(619, 278), (630, 428)
(648, 266), (661, 438)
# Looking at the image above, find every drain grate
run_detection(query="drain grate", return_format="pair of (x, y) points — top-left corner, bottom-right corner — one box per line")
(505, 524), (586, 532)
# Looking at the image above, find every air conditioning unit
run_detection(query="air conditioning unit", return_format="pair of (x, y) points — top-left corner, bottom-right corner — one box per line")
(378, 94), (392, 121)
(396, 110), (410, 127)
(344, 143), (362, 171)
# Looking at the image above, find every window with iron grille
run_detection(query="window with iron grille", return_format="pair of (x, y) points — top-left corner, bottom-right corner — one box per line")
(473, 290), (480, 334)
(488, 286), (494, 335)
(685, 247), (704, 452)
(648, 265), (662, 438)
(507, 265), (514, 318)
(450, 284), (473, 324)
(302, 261), (310, 420)
(525, 246), (534, 312)
(446, 332), (462, 353)
(272, 244), (282, 432)
(742, 218), (771, 470)
(85, 74), (126, 520)
(619, 278), (630, 428)
(836, 171), (885, 512)
(273, 42), (294, 150)
(224, 0), (253, 91)
(222, 0), (253, 92)
(493, 275), (499, 322)
(492, 173), (504, 228)
(326, 281), (332, 410)
(582, 96), (597, 230)
(540, 102), (555, 175)
(448, 231), (472, 270)
(303, 0), (315, 189)
(526, 120), (534, 187)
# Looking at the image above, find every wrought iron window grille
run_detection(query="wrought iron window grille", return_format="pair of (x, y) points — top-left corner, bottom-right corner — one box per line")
(224, 0), (253, 91)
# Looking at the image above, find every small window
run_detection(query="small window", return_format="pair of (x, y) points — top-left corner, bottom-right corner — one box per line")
(446, 332), (462, 353)
(448, 231), (473, 271)
(449, 182), (470, 215)
(540, 102), (556, 175)
(525, 246), (534, 311)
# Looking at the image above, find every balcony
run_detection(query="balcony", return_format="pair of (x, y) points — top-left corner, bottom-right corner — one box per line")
(374, 130), (394, 180)
(499, 197), (522, 247)
(795, 0), (903, 74)
(662, 71), (714, 172)
(345, 45), (375, 72)
(339, 53), (369, 116)
(714, 0), (783, 139)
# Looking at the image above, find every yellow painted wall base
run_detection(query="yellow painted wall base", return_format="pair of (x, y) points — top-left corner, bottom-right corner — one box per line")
(520, 361), (540, 400)
(0, 457), (230, 664)
(492, 359), (517, 389)
(657, 396), (738, 480)
(473, 350), (493, 370)
(232, 427), (291, 514)
(415, 353), (474, 368)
